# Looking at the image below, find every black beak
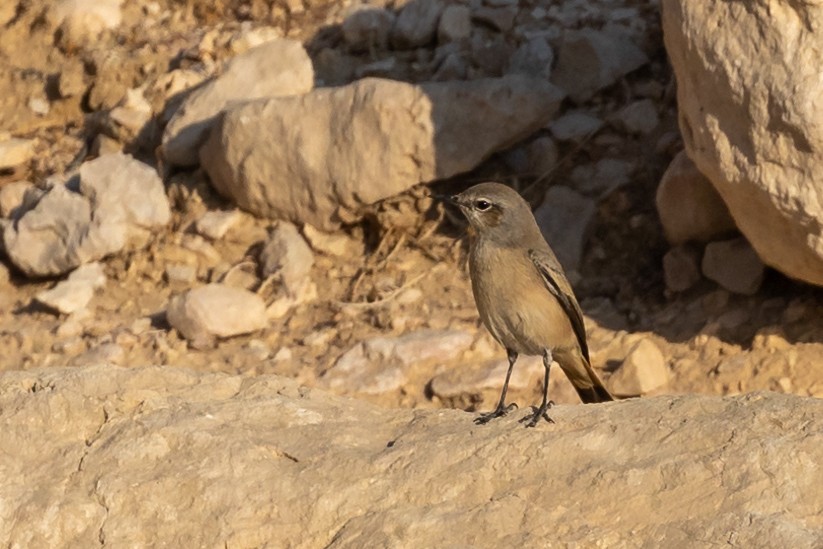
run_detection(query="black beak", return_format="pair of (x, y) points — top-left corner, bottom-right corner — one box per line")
(432, 193), (460, 206)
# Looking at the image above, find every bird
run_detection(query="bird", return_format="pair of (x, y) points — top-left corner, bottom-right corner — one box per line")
(449, 182), (613, 427)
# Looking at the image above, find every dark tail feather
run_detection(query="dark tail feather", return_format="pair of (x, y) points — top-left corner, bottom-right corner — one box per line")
(563, 354), (614, 404)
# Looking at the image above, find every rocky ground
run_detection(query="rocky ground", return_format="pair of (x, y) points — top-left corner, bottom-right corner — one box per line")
(1, 0), (823, 416)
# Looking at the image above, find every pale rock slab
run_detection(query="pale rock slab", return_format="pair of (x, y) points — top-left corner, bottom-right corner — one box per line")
(549, 111), (603, 141)
(161, 39), (314, 166)
(702, 237), (765, 296)
(195, 209), (240, 240)
(259, 221), (314, 294)
(166, 283), (267, 348)
(608, 338), (670, 397)
(342, 7), (395, 52)
(551, 28), (649, 103)
(663, 245), (702, 293)
(662, 0), (823, 285)
(35, 262), (107, 315)
(429, 355), (544, 399)
(3, 153), (170, 277)
(437, 5), (471, 43)
(534, 186), (596, 273)
(1, 366), (821, 547)
(391, 0), (445, 49)
(0, 137), (35, 170)
(612, 99), (659, 135)
(201, 76), (564, 230)
(656, 151), (736, 245)
(321, 330), (474, 395)
(0, 181), (34, 218)
(50, 0), (123, 46)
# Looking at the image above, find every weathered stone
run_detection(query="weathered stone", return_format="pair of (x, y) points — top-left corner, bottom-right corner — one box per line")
(662, 0), (823, 286)
(35, 262), (107, 315)
(391, 0), (444, 49)
(1, 365), (821, 547)
(201, 76), (564, 230)
(608, 338), (670, 397)
(0, 181), (34, 218)
(663, 245), (702, 293)
(50, 0), (123, 47)
(549, 111), (603, 142)
(341, 7), (395, 52)
(3, 153), (170, 277)
(612, 99), (659, 135)
(570, 158), (634, 198)
(702, 237), (765, 296)
(656, 151), (736, 245)
(534, 186), (596, 273)
(259, 222), (314, 294)
(321, 330), (474, 395)
(166, 284), (267, 348)
(0, 137), (35, 170)
(430, 355), (543, 399)
(162, 39), (314, 166)
(507, 36), (554, 80)
(437, 5), (471, 43)
(472, 6), (517, 32)
(551, 28), (648, 103)
(195, 210), (240, 240)
(301, 224), (360, 257)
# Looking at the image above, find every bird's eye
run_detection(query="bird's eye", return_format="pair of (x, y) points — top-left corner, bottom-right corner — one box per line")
(474, 199), (492, 211)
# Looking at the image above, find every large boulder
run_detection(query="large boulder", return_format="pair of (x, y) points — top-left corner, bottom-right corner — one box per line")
(0, 365), (821, 547)
(201, 75), (564, 230)
(161, 39), (314, 167)
(662, 0), (823, 285)
(3, 153), (170, 277)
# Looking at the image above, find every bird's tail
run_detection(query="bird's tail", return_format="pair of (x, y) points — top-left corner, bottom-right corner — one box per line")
(556, 350), (614, 404)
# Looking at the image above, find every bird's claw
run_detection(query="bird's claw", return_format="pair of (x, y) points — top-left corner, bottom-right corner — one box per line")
(520, 401), (555, 428)
(474, 402), (518, 425)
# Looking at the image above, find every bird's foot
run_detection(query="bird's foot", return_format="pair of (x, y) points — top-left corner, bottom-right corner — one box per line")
(474, 402), (518, 425)
(520, 401), (555, 428)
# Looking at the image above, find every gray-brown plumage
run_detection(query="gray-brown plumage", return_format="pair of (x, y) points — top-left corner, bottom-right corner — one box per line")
(450, 182), (613, 427)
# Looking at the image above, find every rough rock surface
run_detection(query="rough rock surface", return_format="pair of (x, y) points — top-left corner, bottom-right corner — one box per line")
(3, 153), (170, 276)
(656, 151), (736, 245)
(662, 0), (823, 285)
(161, 39), (314, 166)
(201, 75), (564, 229)
(1, 365), (821, 547)
(534, 185), (596, 273)
(702, 237), (766, 296)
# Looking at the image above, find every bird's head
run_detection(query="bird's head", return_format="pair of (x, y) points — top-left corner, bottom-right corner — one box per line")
(449, 182), (540, 246)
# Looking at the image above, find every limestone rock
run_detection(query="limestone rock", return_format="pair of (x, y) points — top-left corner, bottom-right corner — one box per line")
(195, 210), (240, 240)
(656, 151), (736, 245)
(437, 5), (471, 43)
(162, 39), (314, 166)
(50, 0), (123, 47)
(391, 0), (444, 49)
(534, 186), (596, 273)
(570, 158), (634, 198)
(301, 224), (360, 257)
(0, 181), (34, 218)
(34, 262), (106, 315)
(662, 0), (823, 285)
(702, 237), (765, 296)
(472, 6), (517, 33)
(551, 28), (648, 103)
(341, 8), (395, 52)
(612, 99), (659, 135)
(3, 153), (170, 277)
(0, 137), (35, 170)
(663, 245), (702, 293)
(608, 338), (670, 397)
(429, 355), (543, 400)
(259, 222), (314, 294)
(1, 365), (821, 547)
(549, 111), (604, 142)
(166, 284), (267, 348)
(507, 36), (554, 80)
(201, 76), (564, 230)
(321, 330), (474, 395)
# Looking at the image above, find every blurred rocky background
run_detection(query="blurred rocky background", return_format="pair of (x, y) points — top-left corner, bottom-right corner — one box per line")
(0, 0), (821, 545)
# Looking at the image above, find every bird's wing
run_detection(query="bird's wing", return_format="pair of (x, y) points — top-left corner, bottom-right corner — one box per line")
(528, 248), (589, 362)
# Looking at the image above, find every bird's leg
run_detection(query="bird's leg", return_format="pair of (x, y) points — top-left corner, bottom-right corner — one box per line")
(523, 349), (556, 427)
(474, 349), (519, 425)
